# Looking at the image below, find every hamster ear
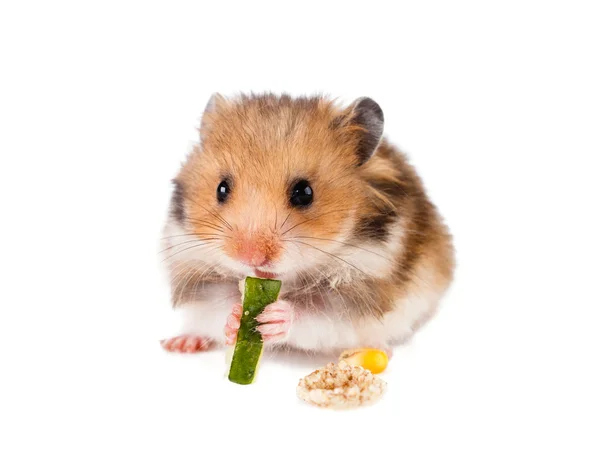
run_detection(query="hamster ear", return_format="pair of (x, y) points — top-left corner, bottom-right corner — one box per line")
(204, 92), (226, 113)
(349, 97), (384, 165)
(200, 93), (227, 131)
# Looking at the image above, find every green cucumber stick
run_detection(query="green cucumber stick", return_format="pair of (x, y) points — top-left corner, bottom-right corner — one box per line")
(228, 277), (281, 385)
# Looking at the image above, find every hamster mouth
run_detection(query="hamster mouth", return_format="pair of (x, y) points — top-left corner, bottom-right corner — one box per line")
(253, 269), (278, 279)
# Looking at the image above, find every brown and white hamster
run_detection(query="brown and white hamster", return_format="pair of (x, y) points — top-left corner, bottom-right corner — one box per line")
(159, 93), (454, 356)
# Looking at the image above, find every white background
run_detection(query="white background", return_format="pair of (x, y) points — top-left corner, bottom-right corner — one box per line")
(1, 1), (599, 464)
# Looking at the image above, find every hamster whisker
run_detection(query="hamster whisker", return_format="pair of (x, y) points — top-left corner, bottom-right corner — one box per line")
(161, 242), (223, 263)
(168, 244), (223, 286)
(183, 218), (226, 233)
(161, 232), (204, 240)
(176, 265), (200, 303)
(188, 263), (223, 300)
(181, 192), (233, 231)
(159, 239), (202, 254)
(180, 215), (226, 233)
(170, 259), (224, 303)
(161, 232), (228, 241)
(296, 259), (352, 318)
(297, 266), (338, 322)
(158, 237), (227, 255)
(284, 245), (343, 316)
(289, 236), (393, 262)
(183, 195), (233, 230)
(281, 208), (354, 236)
(284, 239), (368, 277)
(173, 257), (222, 304)
(278, 211), (292, 232)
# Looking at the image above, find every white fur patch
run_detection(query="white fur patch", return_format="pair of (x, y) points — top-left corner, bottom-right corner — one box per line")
(283, 257), (449, 351)
(170, 283), (240, 342)
(286, 313), (360, 352)
(380, 261), (447, 343)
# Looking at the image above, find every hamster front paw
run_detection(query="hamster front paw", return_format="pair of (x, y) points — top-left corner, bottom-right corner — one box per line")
(224, 300), (294, 345)
(255, 300), (294, 343)
(224, 303), (243, 345)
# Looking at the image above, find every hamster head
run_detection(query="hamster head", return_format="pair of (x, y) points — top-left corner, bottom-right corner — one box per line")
(167, 93), (386, 282)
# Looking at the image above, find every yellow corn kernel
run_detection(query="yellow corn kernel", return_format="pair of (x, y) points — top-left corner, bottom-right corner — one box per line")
(339, 347), (388, 374)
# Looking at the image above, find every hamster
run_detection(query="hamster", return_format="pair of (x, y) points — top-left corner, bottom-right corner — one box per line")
(159, 93), (455, 356)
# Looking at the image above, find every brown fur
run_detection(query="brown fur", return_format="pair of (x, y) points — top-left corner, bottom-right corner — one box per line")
(345, 140), (456, 320)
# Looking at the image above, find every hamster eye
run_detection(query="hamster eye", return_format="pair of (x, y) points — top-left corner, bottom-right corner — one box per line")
(290, 180), (313, 207)
(217, 180), (230, 203)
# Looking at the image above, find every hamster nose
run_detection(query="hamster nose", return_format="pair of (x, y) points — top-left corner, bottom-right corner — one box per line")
(237, 245), (269, 267)
(228, 232), (281, 268)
